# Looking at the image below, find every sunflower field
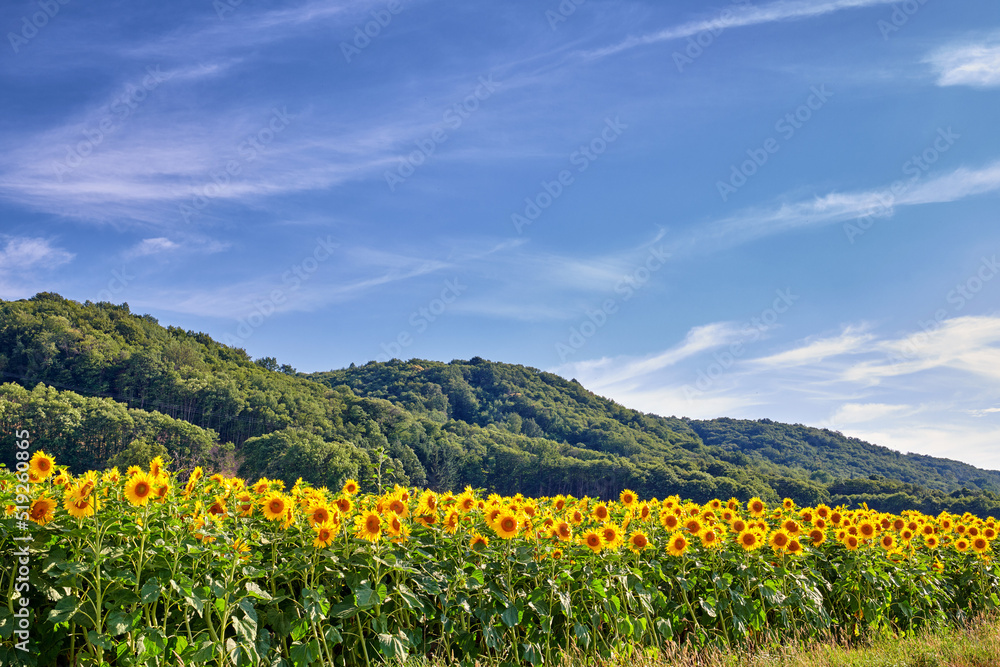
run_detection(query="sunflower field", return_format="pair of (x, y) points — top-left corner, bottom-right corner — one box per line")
(2, 452), (1000, 667)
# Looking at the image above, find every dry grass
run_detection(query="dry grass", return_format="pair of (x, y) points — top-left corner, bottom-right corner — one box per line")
(401, 615), (1000, 667)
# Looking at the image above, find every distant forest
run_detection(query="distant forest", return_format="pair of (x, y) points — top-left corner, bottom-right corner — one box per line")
(2, 292), (999, 516)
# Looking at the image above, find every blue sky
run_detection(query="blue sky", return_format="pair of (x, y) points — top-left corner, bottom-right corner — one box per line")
(2, 0), (1000, 468)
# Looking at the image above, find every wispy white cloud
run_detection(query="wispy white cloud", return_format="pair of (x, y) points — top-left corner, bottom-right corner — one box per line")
(829, 402), (912, 424)
(0, 237), (75, 300)
(0, 237), (74, 273)
(703, 161), (1000, 248)
(926, 39), (1000, 88)
(551, 315), (1000, 469)
(842, 316), (1000, 384)
(127, 238), (180, 258)
(581, 0), (899, 60)
(554, 322), (744, 391)
(749, 326), (874, 369)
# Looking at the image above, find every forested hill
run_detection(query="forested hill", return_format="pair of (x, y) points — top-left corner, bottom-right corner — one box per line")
(311, 362), (1000, 502)
(2, 293), (999, 515)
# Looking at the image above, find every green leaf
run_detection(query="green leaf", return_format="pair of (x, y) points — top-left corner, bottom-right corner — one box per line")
(140, 578), (162, 604)
(377, 631), (409, 660)
(47, 595), (80, 624)
(245, 581), (273, 601)
(699, 597), (717, 619)
(289, 640), (319, 667)
(302, 588), (330, 623)
(232, 599), (258, 644)
(558, 590), (572, 617)
(329, 602), (358, 619)
(191, 640), (217, 662)
(501, 604), (521, 628)
(106, 610), (139, 636)
(57, 561), (92, 576)
(323, 624), (343, 646)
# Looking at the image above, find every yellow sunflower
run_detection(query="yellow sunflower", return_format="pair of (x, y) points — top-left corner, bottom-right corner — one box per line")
(494, 512), (520, 540)
(747, 497), (766, 517)
(581, 529), (604, 553)
(124, 472), (155, 507)
(683, 517), (704, 535)
(457, 491), (476, 514)
(334, 496), (353, 515)
(64, 494), (97, 519)
(262, 493), (289, 521)
(148, 455), (165, 477)
(29, 495), (57, 525)
(28, 450), (56, 482)
(555, 521), (572, 541)
(737, 530), (764, 551)
(235, 492), (254, 517)
(385, 512), (404, 538)
(341, 478), (360, 496)
(386, 496), (409, 519)
(312, 522), (338, 548)
(416, 490), (438, 515)
(627, 530), (649, 554)
(601, 523), (623, 551)
(619, 489), (638, 508)
(769, 529), (791, 553)
(660, 512), (681, 531)
(232, 538), (252, 561)
(700, 526), (725, 549)
(781, 519), (801, 535)
(786, 538), (804, 556)
(666, 531), (689, 557)
(469, 532), (489, 551)
(307, 503), (334, 528)
(207, 496), (227, 517)
(858, 520), (878, 541)
(354, 510), (382, 542)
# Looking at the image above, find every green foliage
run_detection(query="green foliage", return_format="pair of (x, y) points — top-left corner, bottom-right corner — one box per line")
(2, 293), (1000, 514)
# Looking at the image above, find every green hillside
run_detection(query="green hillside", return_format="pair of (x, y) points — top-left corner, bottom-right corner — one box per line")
(2, 292), (999, 515)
